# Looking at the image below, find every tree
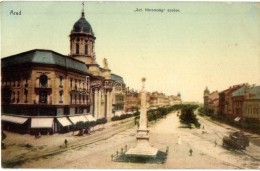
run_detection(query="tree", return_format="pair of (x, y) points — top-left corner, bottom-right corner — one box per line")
(89, 121), (96, 131)
(75, 121), (85, 136)
(84, 121), (91, 134)
(179, 106), (200, 128)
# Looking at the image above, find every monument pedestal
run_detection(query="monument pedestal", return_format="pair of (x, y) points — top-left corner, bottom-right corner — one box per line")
(125, 125), (158, 157)
(126, 138), (158, 157)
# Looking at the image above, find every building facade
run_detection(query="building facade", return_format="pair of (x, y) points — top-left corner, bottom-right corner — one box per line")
(1, 8), (116, 133)
(203, 87), (219, 115)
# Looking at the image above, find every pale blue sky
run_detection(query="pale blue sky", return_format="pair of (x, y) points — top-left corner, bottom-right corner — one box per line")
(1, 1), (260, 102)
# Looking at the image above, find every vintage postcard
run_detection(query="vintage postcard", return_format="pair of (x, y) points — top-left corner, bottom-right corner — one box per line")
(1, 1), (260, 169)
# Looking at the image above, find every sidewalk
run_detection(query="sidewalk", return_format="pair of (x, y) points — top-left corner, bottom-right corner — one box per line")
(2, 117), (135, 167)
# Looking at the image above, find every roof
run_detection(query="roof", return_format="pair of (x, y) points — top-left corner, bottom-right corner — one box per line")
(71, 12), (94, 35)
(249, 94), (260, 100)
(232, 85), (260, 97)
(232, 86), (246, 97)
(220, 84), (243, 94)
(1, 49), (90, 75)
(111, 73), (125, 85)
(204, 87), (210, 94)
(249, 86), (260, 95)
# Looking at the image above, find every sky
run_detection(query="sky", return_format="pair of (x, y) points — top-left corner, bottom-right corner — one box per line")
(1, 1), (260, 103)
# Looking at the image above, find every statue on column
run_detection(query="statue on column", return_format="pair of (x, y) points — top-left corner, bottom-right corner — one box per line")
(103, 58), (108, 69)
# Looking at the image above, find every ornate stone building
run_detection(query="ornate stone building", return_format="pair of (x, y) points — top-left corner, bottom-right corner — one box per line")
(1, 8), (115, 133)
(69, 9), (113, 119)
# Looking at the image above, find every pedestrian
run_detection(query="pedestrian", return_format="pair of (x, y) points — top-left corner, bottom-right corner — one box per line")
(64, 139), (68, 148)
(177, 136), (181, 144)
(214, 140), (217, 147)
(189, 148), (193, 156)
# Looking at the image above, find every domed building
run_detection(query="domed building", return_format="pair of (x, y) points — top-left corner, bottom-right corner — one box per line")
(1, 6), (115, 134)
(70, 10), (96, 64)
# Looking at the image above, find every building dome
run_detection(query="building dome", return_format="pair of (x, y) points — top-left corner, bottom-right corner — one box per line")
(204, 87), (210, 94)
(72, 12), (94, 34)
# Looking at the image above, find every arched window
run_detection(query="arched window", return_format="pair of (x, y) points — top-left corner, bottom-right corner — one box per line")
(85, 40), (88, 55)
(40, 74), (48, 87)
(76, 43), (80, 54)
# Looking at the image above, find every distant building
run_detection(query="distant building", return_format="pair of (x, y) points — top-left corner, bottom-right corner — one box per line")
(149, 92), (169, 108)
(243, 94), (260, 120)
(203, 87), (219, 115)
(232, 84), (260, 121)
(110, 73), (126, 116)
(124, 89), (140, 112)
(218, 84), (243, 119)
(168, 93), (182, 105)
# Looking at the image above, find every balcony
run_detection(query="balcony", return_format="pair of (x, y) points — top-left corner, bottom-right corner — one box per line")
(35, 84), (52, 93)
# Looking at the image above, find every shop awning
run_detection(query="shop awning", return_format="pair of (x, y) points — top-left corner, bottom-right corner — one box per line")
(68, 115), (88, 124)
(57, 117), (72, 127)
(234, 117), (241, 122)
(1, 115), (28, 124)
(115, 111), (124, 116)
(31, 118), (54, 128)
(85, 114), (96, 122)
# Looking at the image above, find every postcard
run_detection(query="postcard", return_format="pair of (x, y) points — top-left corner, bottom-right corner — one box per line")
(1, 1), (260, 169)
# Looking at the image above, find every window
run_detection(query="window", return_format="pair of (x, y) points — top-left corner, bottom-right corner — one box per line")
(40, 74), (48, 87)
(59, 90), (63, 103)
(17, 79), (20, 87)
(70, 79), (73, 88)
(25, 78), (28, 87)
(17, 91), (20, 103)
(39, 91), (47, 103)
(85, 40), (88, 55)
(75, 80), (77, 89)
(74, 94), (77, 103)
(24, 88), (28, 103)
(59, 76), (63, 87)
(76, 44), (79, 54)
(12, 91), (15, 103)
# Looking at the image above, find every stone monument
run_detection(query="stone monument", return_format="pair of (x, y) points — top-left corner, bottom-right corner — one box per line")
(125, 77), (158, 157)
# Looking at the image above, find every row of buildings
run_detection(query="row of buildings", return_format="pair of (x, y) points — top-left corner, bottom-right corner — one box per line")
(1, 8), (181, 134)
(203, 83), (260, 123)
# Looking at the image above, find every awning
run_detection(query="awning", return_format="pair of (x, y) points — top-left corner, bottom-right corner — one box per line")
(234, 117), (241, 122)
(127, 112), (133, 115)
(85, 114), (96, 122)
(68, 115), (88, 124)
(31, 118), (54, 128)
(57, 117), (72, 127)
(1, 115), (28, 124)
(115, 111), (124, 116)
